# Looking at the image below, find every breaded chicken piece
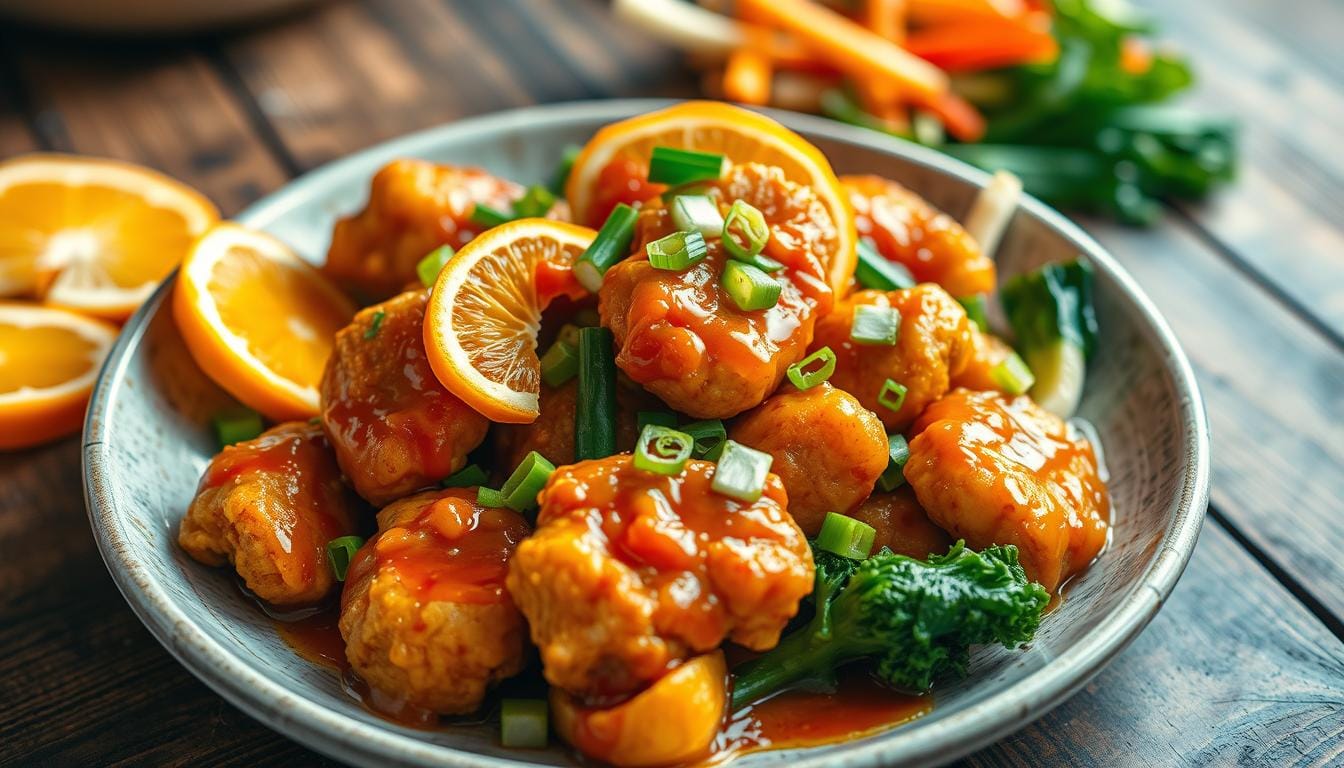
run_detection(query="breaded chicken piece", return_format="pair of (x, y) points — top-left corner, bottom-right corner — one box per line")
(849, 486), (953, 560)
(493, 378), (649, 470)
(952, 328), (1018, 393)
(729, 383), (888, 536)
(600, 163), (837, 419)
(323, 159), (523, 301)
(506, 455), (813, 698)
(905, 389), (1110, 592)
(179, 421), (363, 606)
(811, 285), (973, 432)
(843, 175), (996, 297)
(320, 290), (489, 506)
(340, 488), (531, 717)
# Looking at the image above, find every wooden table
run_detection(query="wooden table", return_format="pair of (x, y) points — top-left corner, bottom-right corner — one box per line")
(2, 1), (1341, 765)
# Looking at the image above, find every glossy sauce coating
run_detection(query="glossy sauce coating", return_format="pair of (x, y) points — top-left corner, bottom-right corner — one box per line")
(586, 155), (665, 228)
(320, 290), (489, 506)
(952, 328), (1019, 393)
(905, 389), (1110, 592)
(849, 486), (953, 560)
(492, 378), (649, 470)
(600, 163), (837, 418)
(843, 174), (995, 297)
(506, 455), (814, 699)
(179, 421), (362, 606)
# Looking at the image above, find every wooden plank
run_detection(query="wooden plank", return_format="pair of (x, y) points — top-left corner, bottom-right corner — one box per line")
(959, 522), (1344, 767)
(1136, 0), (1344, 341)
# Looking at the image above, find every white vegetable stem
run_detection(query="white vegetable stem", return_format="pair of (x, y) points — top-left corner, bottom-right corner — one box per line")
(964, 170), (1023, 259)
(612, 0), (743, 56)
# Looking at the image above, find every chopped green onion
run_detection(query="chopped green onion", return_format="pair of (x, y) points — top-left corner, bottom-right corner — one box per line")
(710, 440), (773, 503)
(556, 322), (584, 347)
(721, 259), (781, 311)
(575, 203), (638, 292)
(669, 194), (725, 236)
(213, 407), (264, 449)
(785, 346), (837, 391)
(876, 434), (910, 492)
(854, 241), (916, 291)
(990, 350), (1036, 395)
(576, 327), (618, 460)
(470, 203), (513, 229)
(548, 144), (581, 195)
(958, 294), (989, 331)
(325, 535), (365, 581)
(477, 487), (507, 508)
(501, 450), (556, 514)
(850, 304), (901, 346)
(442, 463), (489, 488)
(500, 698), (549, 749)
(877, 378), (908, 412)
(648, 146), (726, 186)
(815, 513), (876, 560)
(540, 339), (579, 388)
(722, 200), (771, 263)
(637, 410), (678, 432)
(416, 245), (455, 287)
(363, 310), (386, 340)
(514, 184), (557, 218)
(633, 425), (694, 476)
(660, 181), (713, 202)
(682, 419), (727, 461)
(647, 230), (709, 271)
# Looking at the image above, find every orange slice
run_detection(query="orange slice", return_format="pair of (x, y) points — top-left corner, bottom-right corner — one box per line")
(0, 302), (118, 450)
(423, 218), (594, 423)
(566, 101), (857, 294)
(0, 154), (219, 320)
(174, 223), (355, 421)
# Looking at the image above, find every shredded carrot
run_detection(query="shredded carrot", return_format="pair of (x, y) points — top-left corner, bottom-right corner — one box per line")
(724, 48), (774, 105)
(736, 0), (949, 102)
(856, 0), (908, 126)
(904, 15), (1057, 72)
(864, 0), (907, 44)
(915, 90), (986, 142)
(906, 0), (1028, 24)
(1121, 36), (1153, 75)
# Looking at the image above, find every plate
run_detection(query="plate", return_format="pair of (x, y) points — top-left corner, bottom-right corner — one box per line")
(83, 100), (1209, 768)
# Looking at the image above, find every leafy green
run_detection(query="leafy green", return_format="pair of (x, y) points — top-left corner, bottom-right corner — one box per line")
(730, 543), (1049, 709)
(1000, 259), (1099, 358)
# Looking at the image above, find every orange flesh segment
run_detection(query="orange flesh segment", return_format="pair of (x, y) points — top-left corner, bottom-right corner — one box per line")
(0, 322), (100, 393)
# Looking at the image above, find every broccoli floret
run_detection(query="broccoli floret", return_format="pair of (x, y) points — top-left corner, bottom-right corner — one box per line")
(730, 542), (1049, 709)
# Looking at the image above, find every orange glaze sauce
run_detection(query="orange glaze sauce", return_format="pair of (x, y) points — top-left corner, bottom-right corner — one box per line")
(587, 155), (665, 227)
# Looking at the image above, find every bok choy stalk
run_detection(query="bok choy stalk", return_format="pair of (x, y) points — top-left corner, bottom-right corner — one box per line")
(1000, 259), (1099, 417)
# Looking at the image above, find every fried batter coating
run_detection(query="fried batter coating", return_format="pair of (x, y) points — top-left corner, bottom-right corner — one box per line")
(493, 378), (649, 470)
(324, 159), (523, 301)
(179, 421), (363, 606)
(849, 486), (953, 560)
(843, 174), (996, 297)
(600, 163), (837, 419)
(810, 285), (973, 432)
(340, 488), (530, 717)
(506, 455), (813, 698)
(952, 328), (1018, 393)
(320, 290), (489, 506)
(905, 389), (1110, 592)
(729, 383), (888, 536)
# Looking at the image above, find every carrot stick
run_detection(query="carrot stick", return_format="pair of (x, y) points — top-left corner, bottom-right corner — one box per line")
(916, 90), (986, 142)
(906, 0), (1027, 24)
(723, 48), (774, 105)
(858, 0), (909, 131)
(736, 0), (948, 102)
(865, 0), (907, 44)
(903, 15), (1056, 72)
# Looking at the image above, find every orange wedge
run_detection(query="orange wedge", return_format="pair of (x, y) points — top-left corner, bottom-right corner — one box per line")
(174, 223), (355, 422)
(0, 302), (118, 450)
(566, 101), (857, 294)
(423, 218), (594, 423)
(0, 154), (219, 320)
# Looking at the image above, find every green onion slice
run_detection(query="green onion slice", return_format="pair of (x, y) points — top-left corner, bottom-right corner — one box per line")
(442, 463), (489, 489)
(557, 322), (584, 347)
(876, 433), (910, 492)
(325, 535), (365, 581)
(710, 439), (774, 503)
(477, 486), (507, 508)
(637, 410), (678, 432)
(958, 294), (989, 332)
(815, 512), (876, 560)
(501, 450), (556, 514)
(548, 145), (581, 195)
(213, 407), (264, 449)
(514, 184), (557, 218)
(363, 310), (386, 340)
(785, 346), (836, 391)
(416, 245), (455, 287)
(648, 146), (726, 186)
(500, 698), (549, 749)
(682, 419), (727, 461)
(575, 327), (618, 460)
(669, 194), (725, 237)
(647, 230), (709, 271)
(633, 425), (694, 476)
(575, 203), (638, 292)
(721, 259), (782, 311)
(990, 350), (1036, 395)
(540, 339), (579, 388)
(850, 304), (901, 346)
(470, 203), (513, 229)
(722, 200), (771, 262)
(855, 241), (916, 291)
(877, 378), (908, 412)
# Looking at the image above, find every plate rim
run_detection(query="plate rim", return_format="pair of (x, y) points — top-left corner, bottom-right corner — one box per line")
(83, 98), (1210, 768)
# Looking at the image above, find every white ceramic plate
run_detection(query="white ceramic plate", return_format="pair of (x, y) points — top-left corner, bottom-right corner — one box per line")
(83, 100), (1209, 768)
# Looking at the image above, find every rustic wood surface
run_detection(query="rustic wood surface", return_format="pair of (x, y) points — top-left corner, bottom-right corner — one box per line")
(1, 1), (1341, 766)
